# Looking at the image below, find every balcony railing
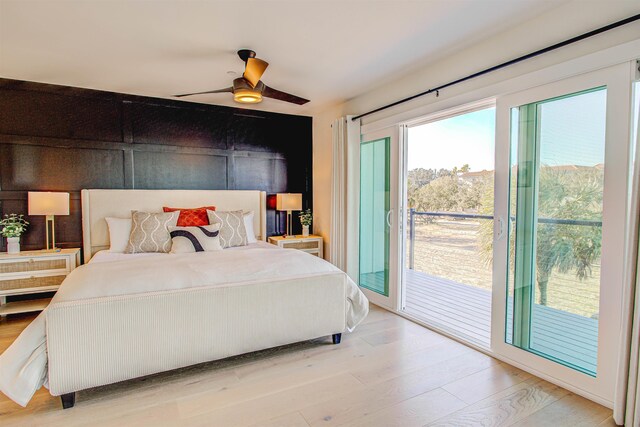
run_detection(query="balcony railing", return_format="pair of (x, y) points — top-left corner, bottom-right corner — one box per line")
(407, 208), (602, 270)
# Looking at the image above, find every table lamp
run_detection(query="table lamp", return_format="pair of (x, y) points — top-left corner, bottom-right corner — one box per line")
(28, 192), (70, 251)
(276, 193), (302, 238)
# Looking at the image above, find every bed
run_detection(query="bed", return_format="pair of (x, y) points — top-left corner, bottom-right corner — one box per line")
(0, 189), (369, 409)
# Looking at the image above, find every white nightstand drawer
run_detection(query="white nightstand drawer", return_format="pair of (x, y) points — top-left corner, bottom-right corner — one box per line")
(280, 240), (320, 250)
(0, 256), (69, 276)
(0, 248), (81, 315)
(0, 275), (67, 293)
(268, 235), (324, 259)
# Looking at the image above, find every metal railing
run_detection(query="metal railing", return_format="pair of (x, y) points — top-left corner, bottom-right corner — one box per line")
(407, 208), (602, 270)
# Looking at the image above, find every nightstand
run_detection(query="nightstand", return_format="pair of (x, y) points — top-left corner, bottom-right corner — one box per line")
(0, 248), (81, 316)
(268, 235), (324, 258)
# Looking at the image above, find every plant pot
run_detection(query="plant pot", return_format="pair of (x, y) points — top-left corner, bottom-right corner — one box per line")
(302, 225), (310, 237)
(6, 237), (20, 254)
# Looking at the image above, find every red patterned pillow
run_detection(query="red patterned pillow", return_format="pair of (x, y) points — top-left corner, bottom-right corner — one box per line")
(162, 206), (216, 227)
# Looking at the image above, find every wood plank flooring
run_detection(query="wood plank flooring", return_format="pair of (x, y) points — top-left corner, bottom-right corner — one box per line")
(0, 306), (612, 426)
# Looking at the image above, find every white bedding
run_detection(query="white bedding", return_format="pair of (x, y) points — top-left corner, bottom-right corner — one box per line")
(89, 241), (277, 264)
(0, 245), (368, 407)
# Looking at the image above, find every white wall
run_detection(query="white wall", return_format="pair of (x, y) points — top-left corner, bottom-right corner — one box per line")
(312, 0), (640, 257)
(312, 103), (345, 257)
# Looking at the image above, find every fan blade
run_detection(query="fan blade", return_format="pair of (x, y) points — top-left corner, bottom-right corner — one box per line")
(174, 87), (233, 97)
(262, 85), (309, 105)
(243, 58), (269, 88)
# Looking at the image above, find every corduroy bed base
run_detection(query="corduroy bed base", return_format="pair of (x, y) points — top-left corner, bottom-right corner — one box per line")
(46, 273), (346, 396)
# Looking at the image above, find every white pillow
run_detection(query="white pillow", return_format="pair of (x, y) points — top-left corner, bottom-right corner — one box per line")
(169, 224), (222, 253)
(105, 217), (132, 253)
(243, 211), (257, 244)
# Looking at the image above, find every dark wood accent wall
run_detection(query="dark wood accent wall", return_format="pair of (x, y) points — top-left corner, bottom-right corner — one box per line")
(0, 79), (312, 253)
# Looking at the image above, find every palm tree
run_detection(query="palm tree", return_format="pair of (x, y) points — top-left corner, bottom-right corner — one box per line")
(479, 166), (602, 306)
(534, 167), (602, 305)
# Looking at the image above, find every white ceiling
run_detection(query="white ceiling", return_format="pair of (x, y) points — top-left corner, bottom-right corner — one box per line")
(0, 0), (568, 115)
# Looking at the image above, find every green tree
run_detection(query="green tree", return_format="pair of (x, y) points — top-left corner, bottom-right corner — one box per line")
(416, 174), (461, 212)
(534, 167), (602, 305)
(478, 166), (602, 306)
(407, 167), (451, 209)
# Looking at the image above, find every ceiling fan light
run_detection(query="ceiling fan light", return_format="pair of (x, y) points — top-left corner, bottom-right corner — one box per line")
(233, 89), (262, 104)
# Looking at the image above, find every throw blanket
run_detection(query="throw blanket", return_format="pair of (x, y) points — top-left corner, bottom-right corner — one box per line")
(0, 246), (369, 406)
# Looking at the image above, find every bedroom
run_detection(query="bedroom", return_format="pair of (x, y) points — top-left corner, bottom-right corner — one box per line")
(1, 0), (640, 426)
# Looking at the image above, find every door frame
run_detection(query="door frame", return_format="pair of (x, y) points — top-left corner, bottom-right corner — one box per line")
(491, 62), (634, 405)
(359, 126), (403, 310)
(398, 101), (497, 345)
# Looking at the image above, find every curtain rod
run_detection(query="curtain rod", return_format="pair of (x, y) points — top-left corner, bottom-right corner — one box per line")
(352, 13), (640, 121)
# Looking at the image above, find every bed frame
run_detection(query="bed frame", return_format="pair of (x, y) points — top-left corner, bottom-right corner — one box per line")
(80, 189), (268, 263)
(47, 189), (345, 408)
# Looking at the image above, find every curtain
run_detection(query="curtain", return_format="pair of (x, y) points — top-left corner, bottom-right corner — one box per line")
(330, 117), (348, 270)
(614, 87), (640, 426)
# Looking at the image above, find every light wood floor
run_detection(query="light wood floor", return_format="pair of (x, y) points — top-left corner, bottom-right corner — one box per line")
(0, 306), (615, 426)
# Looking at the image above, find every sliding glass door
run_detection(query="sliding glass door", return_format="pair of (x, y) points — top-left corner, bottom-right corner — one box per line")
(359, 127), (401, 309)
(507, 87), (606, 375)
(493, 63), (632, 403)
(401, 106), (496, 348)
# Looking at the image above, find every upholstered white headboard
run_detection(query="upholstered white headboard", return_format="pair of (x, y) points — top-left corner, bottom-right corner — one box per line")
(81, 189), (267, 263)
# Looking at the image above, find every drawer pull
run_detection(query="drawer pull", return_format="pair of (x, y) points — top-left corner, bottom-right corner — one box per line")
(28, 259), (35, 263)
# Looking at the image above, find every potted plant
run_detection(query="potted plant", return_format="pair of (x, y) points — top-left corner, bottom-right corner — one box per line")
(299, 209), (312, 237)
(0, 214), (29, 254)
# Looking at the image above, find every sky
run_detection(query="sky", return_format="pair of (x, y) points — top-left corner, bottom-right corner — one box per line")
(407, 86), (617, 172)
(407, 107), (495, 172)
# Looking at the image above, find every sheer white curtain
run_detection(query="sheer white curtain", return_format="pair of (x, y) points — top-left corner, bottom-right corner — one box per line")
(330, 116), (359, 273)
(330, 117), (348, 270)
(614, 86), (640, 426)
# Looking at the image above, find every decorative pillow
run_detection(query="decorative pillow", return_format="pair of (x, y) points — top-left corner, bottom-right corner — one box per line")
(124, 211), (179, 254)
(169, 223), (222, 253)
(206, 210), (248, 249)
(105, 217), (132, 253)
(243, 211), (257, 244)
(163, 206), (216, 227)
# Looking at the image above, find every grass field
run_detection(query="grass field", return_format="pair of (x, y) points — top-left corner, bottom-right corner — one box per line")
(407, 218), (600, 318)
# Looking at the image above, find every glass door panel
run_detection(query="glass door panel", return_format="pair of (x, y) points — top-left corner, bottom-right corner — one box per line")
(402, 106), (496, 348)
(359, 137), (390, 296)
(507, 87), (606, 376)
(494, 63), (632, 402)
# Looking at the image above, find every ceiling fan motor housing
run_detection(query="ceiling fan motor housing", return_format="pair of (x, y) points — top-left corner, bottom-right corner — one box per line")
(237, 49), (257, 62)
(233, 77), (262, 103)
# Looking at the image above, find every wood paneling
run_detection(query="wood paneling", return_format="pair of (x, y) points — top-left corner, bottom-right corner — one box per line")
(0, 78), (312, 252)
(234, 157), (288, 193)
(133, 151), (228, 190)
(0, 145), (126, 191)
(130, 102), (228, 149)
(0, 89), (122, 142)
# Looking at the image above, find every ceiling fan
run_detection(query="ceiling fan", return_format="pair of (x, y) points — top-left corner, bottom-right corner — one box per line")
(175, 49), (310, 105)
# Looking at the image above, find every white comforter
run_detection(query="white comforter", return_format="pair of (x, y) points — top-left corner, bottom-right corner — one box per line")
(0, 244), (369, 407)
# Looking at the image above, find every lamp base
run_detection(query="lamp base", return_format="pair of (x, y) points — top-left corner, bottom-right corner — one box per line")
(44, 215), (59, 251)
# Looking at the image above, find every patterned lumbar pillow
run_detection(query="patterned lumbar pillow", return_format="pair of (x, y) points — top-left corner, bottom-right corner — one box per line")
(206, 210), (248, 249)
(162, 206), (216, 227)
(169, 223), (222, 253)
(124, 211), (179, 254)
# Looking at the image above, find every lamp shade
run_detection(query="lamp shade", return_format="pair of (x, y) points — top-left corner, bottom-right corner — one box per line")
(28, 192), (70, 216)
(276, 193), (302, 211)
